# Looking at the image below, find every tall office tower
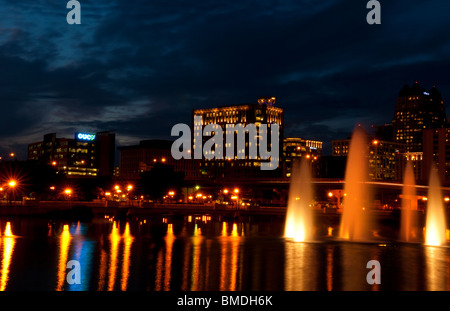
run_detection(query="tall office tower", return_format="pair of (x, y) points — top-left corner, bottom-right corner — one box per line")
(392, 82), (446, 152)
(192, 97), (284, 179)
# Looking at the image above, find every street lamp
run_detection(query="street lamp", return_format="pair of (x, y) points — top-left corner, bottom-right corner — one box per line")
(8, 180), (16, 204)
(233, 188), (240, 209)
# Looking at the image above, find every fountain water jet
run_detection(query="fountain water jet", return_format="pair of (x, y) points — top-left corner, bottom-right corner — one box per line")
(425, 166), (447, 246)
(339, 127), (372, 241)
(284, 157), (314, 242)
(400, 161), (418, 242)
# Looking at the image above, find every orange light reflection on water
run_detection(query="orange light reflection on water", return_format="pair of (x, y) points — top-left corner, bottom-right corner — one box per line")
(0, 222), (16, 291)
(121, 223), (134, 291)
(220, 223), (240, 291)
(56, 225), (71, 291)
(107, 221), (120, 291)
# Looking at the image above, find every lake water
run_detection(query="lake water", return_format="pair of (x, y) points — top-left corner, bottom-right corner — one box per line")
(0, 215), (449, 291)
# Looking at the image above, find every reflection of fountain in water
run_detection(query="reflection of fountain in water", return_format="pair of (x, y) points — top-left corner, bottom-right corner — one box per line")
(284, 157), (314, 242)
(425, 166), (447, 246)
(400, 161), (418, 242)
(339, 127), (372, 241)
(284, 242), (318, 290)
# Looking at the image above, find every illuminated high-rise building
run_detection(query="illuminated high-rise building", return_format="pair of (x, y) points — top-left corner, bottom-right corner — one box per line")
(192, 97), (284, 178)
(392, 82), (446, 152)
(422, 128), (450, 184)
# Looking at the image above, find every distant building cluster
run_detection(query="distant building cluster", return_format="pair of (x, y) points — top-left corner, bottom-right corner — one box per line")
(114, 97), (322, 182)
(24, 83), (450, 187)
(331, 82), (448, 184)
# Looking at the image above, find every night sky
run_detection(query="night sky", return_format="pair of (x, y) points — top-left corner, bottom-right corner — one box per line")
(1, 0), (450, 158)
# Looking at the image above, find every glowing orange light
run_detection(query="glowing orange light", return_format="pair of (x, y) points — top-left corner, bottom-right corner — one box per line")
(8, 181), (16, 188)
(233, 188), (239, 194)
(422, 196), (428, 201)
(161, 158), (166, 162)
(50, 186), (55, 190)
(223, 189), (229, 194)
(105, 192), (111, 196)
(372, 140), (379, 145)
(9, 153), (14, 157)
(306, 154), (311, 159)
(127, 185), (133, 191)
(445, 197), (450, 202)
(327, 227), (333, 237)
(64, 188), (72, 195)
(328, 192), (333, 198)
(52, 161), (57, 166)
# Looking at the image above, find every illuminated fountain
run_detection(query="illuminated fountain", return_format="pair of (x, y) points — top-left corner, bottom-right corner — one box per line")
(400, 161), (418, 242)
(424, 166), (447, 246)
(284, 157), (314, 242)
(339, 127), (372, 241)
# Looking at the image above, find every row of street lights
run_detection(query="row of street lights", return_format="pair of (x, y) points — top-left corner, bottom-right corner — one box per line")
(104, 184), (134, 202)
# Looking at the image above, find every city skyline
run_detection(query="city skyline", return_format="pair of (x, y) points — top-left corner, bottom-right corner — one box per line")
(1, 1), (450, 159)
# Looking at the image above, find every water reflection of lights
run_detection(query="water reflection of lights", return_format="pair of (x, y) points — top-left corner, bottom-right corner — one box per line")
(191, 224), (203, 290)
(424, 246), (450, 291)
(121, 223), (134, 291)
(220, 223), (240, 290)
(0, 222), (16, 291)
(156, 223), (176, 291)
(107, 221), (121, 291)
(96, 221), (135, 291)
(56, 225), (71, 291)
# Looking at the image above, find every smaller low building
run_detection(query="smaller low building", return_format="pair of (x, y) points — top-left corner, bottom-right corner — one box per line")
(118, 139), (201, 181)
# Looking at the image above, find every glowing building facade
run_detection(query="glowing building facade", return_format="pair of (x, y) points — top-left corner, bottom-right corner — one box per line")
(28, 131), (115, 178)
(192, 97), (284, 179)
(392, 82), (446, 152)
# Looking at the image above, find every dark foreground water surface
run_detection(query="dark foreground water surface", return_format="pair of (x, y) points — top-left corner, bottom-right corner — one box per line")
(0, 214), (449, 291)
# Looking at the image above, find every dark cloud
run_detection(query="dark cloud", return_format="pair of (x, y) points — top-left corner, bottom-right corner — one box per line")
(0, 0), (450, 159)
